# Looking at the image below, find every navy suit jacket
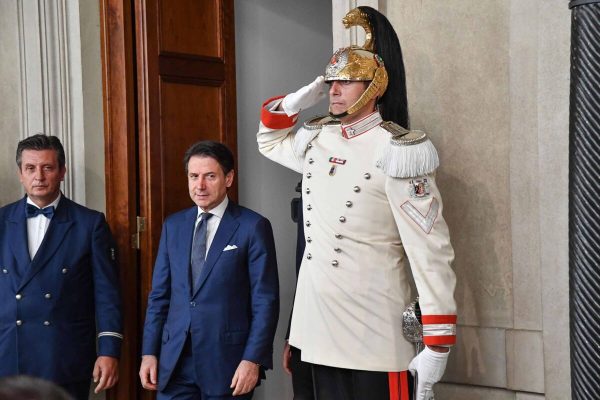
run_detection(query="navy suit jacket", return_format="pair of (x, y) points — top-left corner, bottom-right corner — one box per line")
(0, 196), (123, 384)
(142, 200), (279, 395)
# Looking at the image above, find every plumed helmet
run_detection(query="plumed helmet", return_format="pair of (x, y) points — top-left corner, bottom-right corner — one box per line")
(325, 7), (408, 127)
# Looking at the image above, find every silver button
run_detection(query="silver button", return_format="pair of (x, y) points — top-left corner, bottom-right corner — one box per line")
(306, 204), (312, 211)
(45, 293), (52, 299)
(190, 301), (196, 307)
(16, 320), (22, 326)
(2, 268), (7, 274)
(339, 216), (346, 223)
(43, 321), (50, 326)
(345, 201), (353, 208)
(307, 143), (313, 149)
(306, 172), (312, 179)
(307, 253), (312, 260)
(334, 248), (341, 253)
(305, 221), (311, 227)
(61, 268), (68, 274)
(307, 237), (312, 243)
(331, 260), (339, 267)
(364, 173), (371, 180)
(305, 188), (311, 194)
(308, 158), (314, 164)
(15, 294), (22, 300)
(335, 234), (343, 239)
(353, 186), (361, 193)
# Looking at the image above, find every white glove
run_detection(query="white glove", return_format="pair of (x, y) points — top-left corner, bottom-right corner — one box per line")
(408, 347), (450, 400)
(281, 76), (327, 116)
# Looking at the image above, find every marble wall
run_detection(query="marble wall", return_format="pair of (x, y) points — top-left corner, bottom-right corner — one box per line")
(382, 1), (570, 399)
(0, 0), (104, 211)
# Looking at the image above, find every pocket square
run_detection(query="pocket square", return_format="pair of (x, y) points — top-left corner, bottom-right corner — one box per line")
(223, 244), (238, 251)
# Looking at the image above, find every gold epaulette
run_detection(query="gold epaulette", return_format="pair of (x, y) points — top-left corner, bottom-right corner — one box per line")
(303, 115), (341, 130)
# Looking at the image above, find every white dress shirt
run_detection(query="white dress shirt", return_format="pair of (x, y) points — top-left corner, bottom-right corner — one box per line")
(27, 194), (61, 260)
(193, 196), (229, 257)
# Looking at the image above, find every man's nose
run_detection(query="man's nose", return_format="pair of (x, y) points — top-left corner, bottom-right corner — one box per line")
(329, 81), (341, 96)
(34, 168), (44, 180)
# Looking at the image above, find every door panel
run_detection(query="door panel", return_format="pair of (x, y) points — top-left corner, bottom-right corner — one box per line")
(160, 80), (223, 217)
(101, 1), (237, 398)
(159, 0), (221, 57)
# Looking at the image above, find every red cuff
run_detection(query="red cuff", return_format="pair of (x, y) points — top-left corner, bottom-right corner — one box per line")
(423, 335), (456, 346)
(422, 315), (457, 325)
(261, 96), (299, 129)
(422, 314), (457, 346)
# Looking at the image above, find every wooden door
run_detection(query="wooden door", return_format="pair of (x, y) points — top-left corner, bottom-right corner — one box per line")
(100, 1), (237, 399)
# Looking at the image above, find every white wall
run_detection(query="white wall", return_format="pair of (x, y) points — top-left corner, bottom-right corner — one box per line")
(234, 0), (332, 398)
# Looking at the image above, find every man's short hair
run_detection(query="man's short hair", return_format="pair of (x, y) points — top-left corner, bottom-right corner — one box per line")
(16, 134), (66, 169)
(0, 375), (73, 400)
(183, 140), (234, 175)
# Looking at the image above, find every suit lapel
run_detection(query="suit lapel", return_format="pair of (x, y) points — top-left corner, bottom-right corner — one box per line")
(179, 207), (197, 298)
(7, 198), (30, 287)
(18, 197), (74, 290)
(192, 201), (240, 297)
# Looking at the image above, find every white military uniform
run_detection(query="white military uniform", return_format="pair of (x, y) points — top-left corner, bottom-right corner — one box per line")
(258, 97), (457, 372)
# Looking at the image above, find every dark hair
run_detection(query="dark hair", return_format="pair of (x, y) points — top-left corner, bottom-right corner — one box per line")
(359, 6), (410, 128)
(0, 375), (73, 400)
(183, 140), (234, 175)
(16, 134), (66, 169)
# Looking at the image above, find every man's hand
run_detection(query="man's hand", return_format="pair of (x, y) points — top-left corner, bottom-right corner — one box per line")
(407, 347), (450, 400)
(139, 355), (159, 391)
(92, 356), (119, 394)
(281, 76), (327, 116)
(230, 360), (259, 396)
(282, 341), (292, 375)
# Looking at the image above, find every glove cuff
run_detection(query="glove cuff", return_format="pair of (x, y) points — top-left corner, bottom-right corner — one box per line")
(423, 346), (450, 360)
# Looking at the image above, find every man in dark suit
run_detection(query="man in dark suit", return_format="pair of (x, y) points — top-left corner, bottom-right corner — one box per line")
(0, 134), (123, 400)
(139, 140), (279, 400)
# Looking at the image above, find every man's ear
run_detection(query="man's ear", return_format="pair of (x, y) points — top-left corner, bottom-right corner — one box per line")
(226, 170), (235, 188)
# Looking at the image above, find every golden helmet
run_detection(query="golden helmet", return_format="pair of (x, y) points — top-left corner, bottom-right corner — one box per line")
(324, 9), (389, 117)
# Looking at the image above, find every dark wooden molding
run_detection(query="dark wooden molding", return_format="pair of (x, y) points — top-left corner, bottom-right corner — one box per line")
(99, 0), (139, 399)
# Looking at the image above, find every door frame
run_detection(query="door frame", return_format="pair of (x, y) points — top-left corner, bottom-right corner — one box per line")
(99, 0), (139, 399)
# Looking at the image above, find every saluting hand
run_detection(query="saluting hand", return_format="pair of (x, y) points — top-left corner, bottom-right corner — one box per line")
(281, 76), (327, 116)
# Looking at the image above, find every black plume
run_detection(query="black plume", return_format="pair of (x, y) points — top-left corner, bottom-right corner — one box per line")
(358, 6), (409, 128)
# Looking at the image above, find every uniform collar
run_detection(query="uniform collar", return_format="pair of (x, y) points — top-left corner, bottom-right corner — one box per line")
(26, 192), (62, 210)
(340, 111), (383, 139)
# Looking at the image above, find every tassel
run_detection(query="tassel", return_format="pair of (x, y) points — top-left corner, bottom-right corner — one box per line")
(376, 135), (439, 178)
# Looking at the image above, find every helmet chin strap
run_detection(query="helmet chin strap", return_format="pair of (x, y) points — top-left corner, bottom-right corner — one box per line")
(329, 109), (348, 119)
(328, 97), (380, 120)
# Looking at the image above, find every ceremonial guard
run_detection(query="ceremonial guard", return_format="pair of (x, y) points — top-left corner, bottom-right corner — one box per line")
(257, 7), (457, 400)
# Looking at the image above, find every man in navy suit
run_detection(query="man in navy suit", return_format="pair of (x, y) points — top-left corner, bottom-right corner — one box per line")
(139, 141), (279, 400)
(0, 134), (123, 400)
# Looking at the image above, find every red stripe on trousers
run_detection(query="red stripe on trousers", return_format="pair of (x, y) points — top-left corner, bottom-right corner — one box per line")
(400, 371), (409, 400)
(388, 371), (410, 400)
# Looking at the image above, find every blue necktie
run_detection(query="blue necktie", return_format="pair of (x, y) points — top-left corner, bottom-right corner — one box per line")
(25, 204), (55, 219)
(191, 213), (213, 292)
